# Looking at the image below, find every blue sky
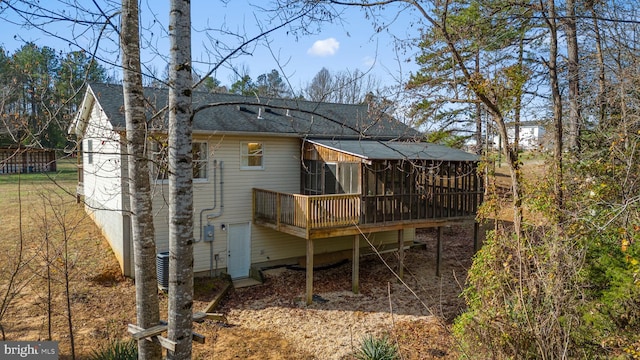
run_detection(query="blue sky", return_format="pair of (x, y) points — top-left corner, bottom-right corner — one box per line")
(0, 1), (421, 92)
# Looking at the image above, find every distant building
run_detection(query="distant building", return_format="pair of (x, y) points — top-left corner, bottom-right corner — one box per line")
(0, 146), (57, 174)
(493, 122), (546, 150)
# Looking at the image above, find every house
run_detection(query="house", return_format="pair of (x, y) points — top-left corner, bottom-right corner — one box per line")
(71, 83), (483, 303)
(493, 121), (546, 150)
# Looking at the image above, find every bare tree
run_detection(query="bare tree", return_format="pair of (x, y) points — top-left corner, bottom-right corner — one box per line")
(542, 0), (564, 219)
(0, 174), (33, 340)
(586, 0), (607, 126)
(565, 0), (581, 152)
(166, 0), (194, 358)
(40, 191), (82, 359)
(121, 0), (162, 358)
(305, 67), (334, 102)
(305, 67), (381, 104)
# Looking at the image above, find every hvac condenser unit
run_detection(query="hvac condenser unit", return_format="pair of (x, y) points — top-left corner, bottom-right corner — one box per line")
(156, 252), (169, 291)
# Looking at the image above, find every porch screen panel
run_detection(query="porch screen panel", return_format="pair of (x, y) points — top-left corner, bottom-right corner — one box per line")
(324, 163), (338, 194)
(303, 160), (322, 195)
(338, 162), (359, 194)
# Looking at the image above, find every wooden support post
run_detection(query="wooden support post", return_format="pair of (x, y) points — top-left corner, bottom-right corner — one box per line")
(276, 193), (281, 229)
(436, 227), (443, 277)
(397, 229), (405, 280)
(473, 221), (480, 252)
(352, 234), (360, 294)
(306, 238), (314, 305)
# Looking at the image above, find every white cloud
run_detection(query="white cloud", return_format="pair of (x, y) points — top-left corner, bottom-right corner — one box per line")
(362, 56), (376, 67)
(307, 38), (340, 57)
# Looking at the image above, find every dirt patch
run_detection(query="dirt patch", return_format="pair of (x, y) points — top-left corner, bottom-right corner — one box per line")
(189, 225), (481, 359)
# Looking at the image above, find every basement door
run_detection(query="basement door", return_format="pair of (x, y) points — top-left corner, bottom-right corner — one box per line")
(227, 222), (251, 279)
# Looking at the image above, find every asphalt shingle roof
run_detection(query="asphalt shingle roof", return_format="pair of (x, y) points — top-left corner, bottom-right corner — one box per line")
(307, 139), (479, 162)
(88, 83), (421, 140)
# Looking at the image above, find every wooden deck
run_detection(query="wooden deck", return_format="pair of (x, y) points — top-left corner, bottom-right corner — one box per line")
(253, 188), (481, 239)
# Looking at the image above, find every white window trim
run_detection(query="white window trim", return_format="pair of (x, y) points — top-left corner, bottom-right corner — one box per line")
(192, 141), (209, 182)
(86, 139), (93, 165)
(240, 141), (265, 170)
(151, 140), (210, 183)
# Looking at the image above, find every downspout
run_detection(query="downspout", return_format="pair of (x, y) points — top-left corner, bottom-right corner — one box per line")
(197, 160), (224, 276)
(207, 161), (224, 220)
(208, 161), (224, 277)
(198, 159), (217, 243)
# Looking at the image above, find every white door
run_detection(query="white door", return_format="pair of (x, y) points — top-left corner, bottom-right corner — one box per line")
(227, 223), (251, 278)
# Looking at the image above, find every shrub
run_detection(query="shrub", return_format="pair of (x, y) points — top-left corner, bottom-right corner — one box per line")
(453, 227), (589, 359)
(89, 339), (138, 360)
(354, 334), (399, 360)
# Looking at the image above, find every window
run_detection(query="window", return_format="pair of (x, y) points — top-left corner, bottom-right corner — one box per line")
(150, 140), (208, 181)
(324, 163), (338, 194)
(338, 163), (359, 194)
(302, 160), (360, 195)
(86, 139), (93, 164)
(303, 160), (322, 195)
(241, 142), (263, 169)
(150, 140), (169, 181)
(192, 142), (208, 179)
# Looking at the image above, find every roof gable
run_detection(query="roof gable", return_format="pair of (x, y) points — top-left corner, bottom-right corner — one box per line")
(85, 83), (420, 140)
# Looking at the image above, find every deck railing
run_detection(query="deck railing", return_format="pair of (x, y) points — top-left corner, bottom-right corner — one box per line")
(253, 189), (361, 230)
(254, 187), (482, 234)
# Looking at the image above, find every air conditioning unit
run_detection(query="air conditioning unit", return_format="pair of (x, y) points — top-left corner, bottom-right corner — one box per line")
(156, 252), (169, 291)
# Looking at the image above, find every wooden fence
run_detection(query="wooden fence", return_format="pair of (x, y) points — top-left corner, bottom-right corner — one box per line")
(0, 148), (57, 174)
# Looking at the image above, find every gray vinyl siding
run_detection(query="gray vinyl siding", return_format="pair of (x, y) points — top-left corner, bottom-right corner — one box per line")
(251, 229), (414, 265)
(151, 134), (415, 274)
(151, 135), (302, 273)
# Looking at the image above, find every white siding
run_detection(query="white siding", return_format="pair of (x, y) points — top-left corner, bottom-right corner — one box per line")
(82, 101), (128, 271)
(493, 125), (545, 150)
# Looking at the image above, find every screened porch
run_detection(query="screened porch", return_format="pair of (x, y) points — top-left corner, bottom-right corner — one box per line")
(253, 139), (483, 239)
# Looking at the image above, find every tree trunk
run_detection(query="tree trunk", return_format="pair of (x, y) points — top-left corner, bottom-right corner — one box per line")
(167, 0), (194, 359)
(590, 6), (606, 126)
(513, 32), (525, 152)
(474, 51), (482, 155)
(121, 0), (162, 358)
(63, 236), (76, 360)
(565, 0), (581, 152)
(494, 114), (523, 236)
(547, 0), (564, 218)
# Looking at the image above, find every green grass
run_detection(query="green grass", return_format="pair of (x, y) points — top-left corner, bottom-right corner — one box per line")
(0, 158), (78, 209)
(0, 158), (77, 185)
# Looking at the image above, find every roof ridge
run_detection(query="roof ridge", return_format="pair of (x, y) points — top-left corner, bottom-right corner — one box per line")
(82, 83), (421, 139)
